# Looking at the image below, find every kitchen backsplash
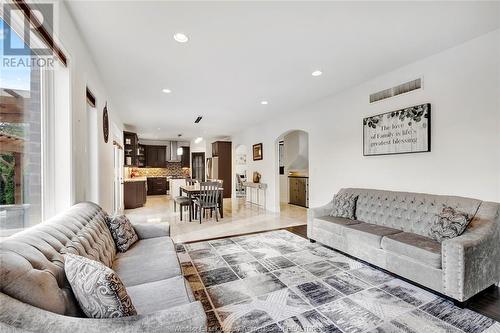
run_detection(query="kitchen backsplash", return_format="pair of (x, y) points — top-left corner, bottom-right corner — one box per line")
(133, 163), (185, 177)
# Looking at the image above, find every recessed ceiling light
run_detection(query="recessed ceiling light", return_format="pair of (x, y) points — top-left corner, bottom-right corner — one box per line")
(173, 33), (189, 43)
(157, 127), (161, 130)
(162, 88), (171, 94)
(261, 101), (268, 105)
(312, 70), (323, 77)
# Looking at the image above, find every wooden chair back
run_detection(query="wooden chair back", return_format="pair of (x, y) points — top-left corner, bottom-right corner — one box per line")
(199, 181), (220, 207)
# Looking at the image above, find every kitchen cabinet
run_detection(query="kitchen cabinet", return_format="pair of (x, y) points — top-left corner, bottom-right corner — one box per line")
(146, 145), (167, 167)
(210, 141), (232, 198)
(137, 144), (145, 167)
(124, 180), (146, 209)
(212, 142), (219, 157)
(124, 131), (138, 166)
(289, 176), (309, 207)
(147, 177), (167, 195)
(181, 146), (190, 168)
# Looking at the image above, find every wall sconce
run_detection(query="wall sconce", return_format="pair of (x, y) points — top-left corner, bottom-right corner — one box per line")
(177, 147), (183, 155)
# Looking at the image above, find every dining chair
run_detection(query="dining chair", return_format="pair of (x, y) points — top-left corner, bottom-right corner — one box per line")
(193, 181), (220, 224)
(173, 178), (197, 221)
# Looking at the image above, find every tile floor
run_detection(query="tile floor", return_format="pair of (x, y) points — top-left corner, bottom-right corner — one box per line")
(176, 230), (500, 333)
(125, 195), (307, 243)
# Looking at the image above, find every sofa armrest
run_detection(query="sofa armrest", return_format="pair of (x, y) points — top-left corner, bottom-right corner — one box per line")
(133, 223), (170, 239)
(442, 201), (500, 301)
(307, 201), (333, 239)
(0, 292), (206, 332)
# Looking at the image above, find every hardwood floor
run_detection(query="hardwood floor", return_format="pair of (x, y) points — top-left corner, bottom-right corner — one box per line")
(285, 224), (500, 322)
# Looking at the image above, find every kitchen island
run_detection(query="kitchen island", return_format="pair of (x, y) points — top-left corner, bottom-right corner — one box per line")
(124, 178), (147, 209)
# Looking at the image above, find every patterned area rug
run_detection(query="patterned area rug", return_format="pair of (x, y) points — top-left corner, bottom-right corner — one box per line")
(175, 230), (499, 333)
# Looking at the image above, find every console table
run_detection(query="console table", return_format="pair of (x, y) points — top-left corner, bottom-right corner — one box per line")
(242, 182), (267, 210)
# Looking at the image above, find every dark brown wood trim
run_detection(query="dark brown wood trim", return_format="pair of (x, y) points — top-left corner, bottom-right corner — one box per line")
(12, 0), (68, 66)
(179, 224), (307, 244)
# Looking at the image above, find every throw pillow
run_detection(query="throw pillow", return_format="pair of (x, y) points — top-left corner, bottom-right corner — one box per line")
(429, 206), (472, 242)
(330, 193), (358, 220)
(107, 215), (138, 252)
(64, 253), (137, 318)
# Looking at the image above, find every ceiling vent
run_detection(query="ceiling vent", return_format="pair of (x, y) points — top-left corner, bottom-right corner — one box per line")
(194, 116), (203, 123)
(369, 78), (422, 103)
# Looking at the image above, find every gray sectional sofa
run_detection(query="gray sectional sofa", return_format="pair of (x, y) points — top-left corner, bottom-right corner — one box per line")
(308, 188), (500, 302)
(0, 202), (206, 332)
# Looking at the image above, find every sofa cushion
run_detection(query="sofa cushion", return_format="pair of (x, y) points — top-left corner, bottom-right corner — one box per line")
(344, 222), (402, 248)
(382, 232), (442, 269)
(107, 215), (139, 252)
(64, 253), (137, 318)
(428, 207), (472, 242)
(330, 193), (358, 220)
(115, 237), (176, 259)
(113, 251), (181, 287)
(127, 276), (195, 314)
(314, 216), (361, 235)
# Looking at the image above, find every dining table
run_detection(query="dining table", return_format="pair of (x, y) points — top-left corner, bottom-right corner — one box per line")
(179, 184), (224, 222)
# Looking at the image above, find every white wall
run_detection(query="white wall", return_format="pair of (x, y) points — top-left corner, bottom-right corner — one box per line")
(233, 30), (500, 212)
(235, 145), (248, 177)
(57, 2), (123, 213)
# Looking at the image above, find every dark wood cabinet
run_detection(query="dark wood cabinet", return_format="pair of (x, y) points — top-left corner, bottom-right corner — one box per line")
(124, 181), (146, 209)
(211, 141), (232, 198)
(145, 146), (167, 167)
(181, 146), (190, 168)
(137, 144), (145, 167)
(124, 131), (138, 166)
(212, 142), (219, 157)
(289, 177), (308, 207)
(147, 177), (167, 195)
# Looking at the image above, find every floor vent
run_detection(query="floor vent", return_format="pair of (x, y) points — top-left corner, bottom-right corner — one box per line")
(370, 78), (422, 103)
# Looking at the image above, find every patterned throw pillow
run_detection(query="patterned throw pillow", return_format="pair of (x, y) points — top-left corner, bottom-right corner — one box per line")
(64, 253), (137, 318)
(330, 193), (358, 220)
(429, 206), (472, 242)
(107, 215), (138, 252)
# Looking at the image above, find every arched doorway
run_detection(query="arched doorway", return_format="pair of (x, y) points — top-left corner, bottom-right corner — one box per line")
(274, 130), (309, 214)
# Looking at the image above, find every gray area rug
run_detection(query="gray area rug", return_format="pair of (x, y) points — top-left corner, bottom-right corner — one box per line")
(176, 230), (499, 333)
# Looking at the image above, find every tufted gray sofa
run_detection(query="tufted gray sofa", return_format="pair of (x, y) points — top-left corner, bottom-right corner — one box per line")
(308, 188), (500, 302)
(0, 202), (206, 332)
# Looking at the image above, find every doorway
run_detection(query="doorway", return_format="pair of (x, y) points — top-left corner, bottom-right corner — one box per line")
(275, 130), (309, 211)
(191, 152), (205, 182)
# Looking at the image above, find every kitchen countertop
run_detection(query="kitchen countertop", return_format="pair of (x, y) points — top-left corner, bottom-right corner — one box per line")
(124, 177), (147, 182)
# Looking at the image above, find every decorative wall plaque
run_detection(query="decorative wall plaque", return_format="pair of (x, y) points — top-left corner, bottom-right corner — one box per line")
(363, 103), (430, 156)
(103, 102), (109, 143)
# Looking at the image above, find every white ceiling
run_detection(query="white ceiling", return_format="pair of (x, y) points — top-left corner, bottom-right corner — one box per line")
(66, 1), (500, 140)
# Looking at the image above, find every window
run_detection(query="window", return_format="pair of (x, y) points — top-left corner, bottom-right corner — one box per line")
(1, 18), (43, 235)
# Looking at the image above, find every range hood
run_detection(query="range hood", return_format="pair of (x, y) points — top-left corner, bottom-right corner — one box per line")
(167, 141), (181, 162)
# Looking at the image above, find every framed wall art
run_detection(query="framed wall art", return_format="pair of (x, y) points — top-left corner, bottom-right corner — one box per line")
(363, 103), (430, 156)
(253, 143), (263, 161)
